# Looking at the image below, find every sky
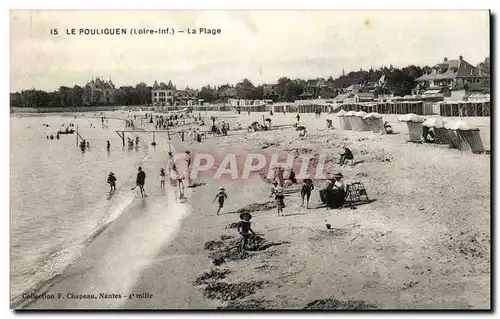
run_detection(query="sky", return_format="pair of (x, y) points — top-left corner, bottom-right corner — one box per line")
(10, 10), (490, 92)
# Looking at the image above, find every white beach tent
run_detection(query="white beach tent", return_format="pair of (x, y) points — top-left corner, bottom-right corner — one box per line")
(344, 111), (356, 131)
(336, 109), (350, 130)
(444, 120), (485, 154)
(354, 111), (371, 131)
(363, 112), (384, 133)
(422, 118), (448, 145)
(398, 113), (425, 142)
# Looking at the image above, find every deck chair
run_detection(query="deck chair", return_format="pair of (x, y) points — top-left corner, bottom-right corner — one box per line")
(345, 182), (369, 204)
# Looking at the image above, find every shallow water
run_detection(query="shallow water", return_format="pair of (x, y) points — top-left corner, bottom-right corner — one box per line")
(10, 112), (173, 305)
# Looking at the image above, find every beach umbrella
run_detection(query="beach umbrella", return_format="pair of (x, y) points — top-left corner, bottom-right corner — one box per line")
(345, 111), (356, 117)
(422, 118), (446, 128)
(354, 111), (367, 117)
(336, 109), (346, 116)
(398, 113), (425, 123)
(296, 126), (306, 131)
(363, 112), (382, 119)
(265, 118), (272, 122)
(251, 121), (259, 126)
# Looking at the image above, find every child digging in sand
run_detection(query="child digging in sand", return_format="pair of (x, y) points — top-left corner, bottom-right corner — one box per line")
(237, 212), (256, 250)
(213, 187), (228, 215)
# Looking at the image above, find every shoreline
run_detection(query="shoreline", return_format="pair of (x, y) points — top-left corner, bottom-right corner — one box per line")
(17, 111), (490, 309)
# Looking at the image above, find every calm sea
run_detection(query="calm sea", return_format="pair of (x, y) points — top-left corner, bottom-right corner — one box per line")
(10, 112), (165, 305)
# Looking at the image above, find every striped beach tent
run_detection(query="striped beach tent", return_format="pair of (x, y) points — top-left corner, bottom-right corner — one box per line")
(398, 113), (425, 142)
(363, 112), (384, 133)
(444, 120), (485, 154)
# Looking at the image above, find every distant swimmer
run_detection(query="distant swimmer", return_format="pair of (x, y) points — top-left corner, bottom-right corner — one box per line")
(107, 172), (117, 192)
(106, 140), (110, 151)
(133, 166), (147, 198)
(160, 168), (166, 188)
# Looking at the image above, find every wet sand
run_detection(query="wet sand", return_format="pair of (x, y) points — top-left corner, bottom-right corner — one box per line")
(24, 111), (490, 309)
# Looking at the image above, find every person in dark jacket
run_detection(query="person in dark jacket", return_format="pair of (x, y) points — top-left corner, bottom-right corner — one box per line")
(107, 172), (117, 192)
(339, 147), (354, 165)
(135, 167), (146, 198)
(237, 212), (256, 250)
(300, 178), (314, 209)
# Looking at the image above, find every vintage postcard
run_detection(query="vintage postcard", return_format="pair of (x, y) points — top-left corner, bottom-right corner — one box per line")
(10, 10), (490, 310)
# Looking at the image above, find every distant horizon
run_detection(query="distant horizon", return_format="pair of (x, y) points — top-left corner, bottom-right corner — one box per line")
(11, 10), (490, 93)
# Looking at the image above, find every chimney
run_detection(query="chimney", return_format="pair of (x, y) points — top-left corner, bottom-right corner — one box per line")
(459, 55), (463, 61)
(444, 57), (448, 62)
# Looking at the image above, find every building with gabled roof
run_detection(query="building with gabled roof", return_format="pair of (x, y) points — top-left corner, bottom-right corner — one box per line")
(416, 56), (482, 91)
(151, 80), (175, 105)
(84, 77), (117, 105)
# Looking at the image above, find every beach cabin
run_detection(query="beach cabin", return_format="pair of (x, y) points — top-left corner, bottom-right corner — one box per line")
(398, 113), (425, 142)
(438, 101), (490, 117)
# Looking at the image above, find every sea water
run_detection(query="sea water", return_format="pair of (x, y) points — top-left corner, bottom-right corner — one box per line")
(10, 112), (168, 305)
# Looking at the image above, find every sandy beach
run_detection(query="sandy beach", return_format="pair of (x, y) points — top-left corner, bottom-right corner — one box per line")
(23, 111), (490, 310)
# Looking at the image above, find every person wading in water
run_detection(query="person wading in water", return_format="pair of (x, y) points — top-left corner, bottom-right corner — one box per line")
(132, 166), (147, 198)
(107, 172), (117, 192)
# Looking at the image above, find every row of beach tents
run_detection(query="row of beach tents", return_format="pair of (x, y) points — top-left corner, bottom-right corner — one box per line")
(335, 110), (486, 154)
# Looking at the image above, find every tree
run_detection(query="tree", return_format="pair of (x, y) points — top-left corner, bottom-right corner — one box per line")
(235, 78), (255, 99)
(199, 85), (216, 102)
(135, 82), (151, 105)
(58, 86), (72, 107)
(71, 85), (84, 107)
(10, 93), (22, 107)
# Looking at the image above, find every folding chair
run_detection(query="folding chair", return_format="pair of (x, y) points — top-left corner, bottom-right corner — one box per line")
(345, 182), (369, 204)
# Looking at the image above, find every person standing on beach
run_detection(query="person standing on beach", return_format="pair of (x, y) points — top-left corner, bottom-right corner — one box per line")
(300, 178), (314, 209)
(160, 168), (166, 188)
(135, 167), (147, 198)
(296, 113), (300, 124)
(187, 128), (193, 144)
(107, 172), (117, 192)
(270, 181), (285, 216)
(167, 152), (177, 177)
(213, 187), (228, 215)
(237, 212), (256, 250)
(106, 140), (110, 151)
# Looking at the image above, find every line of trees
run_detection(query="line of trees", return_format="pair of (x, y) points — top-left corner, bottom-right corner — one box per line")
(10, 64), (431, 108)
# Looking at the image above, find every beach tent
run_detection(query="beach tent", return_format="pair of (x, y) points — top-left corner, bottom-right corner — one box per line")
(422, 118), (448, 145)
(398, 113), (425, 142)
(336, 109), (351, 130)
(344, 111), (356, 130)
(363, 112), (384, 133)
(353, 111), (371, 131)
(444, 120), (485, 154)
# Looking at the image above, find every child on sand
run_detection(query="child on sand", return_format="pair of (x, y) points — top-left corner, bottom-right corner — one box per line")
(270, 181), (285, 216)
(159, 168), (166, 188)
(237, 212), (256, 250)
(300, 178), (314, 209)
(213, 187), (228, 215)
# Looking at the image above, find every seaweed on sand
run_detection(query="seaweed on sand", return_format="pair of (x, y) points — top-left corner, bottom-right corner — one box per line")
(204, 281), (266, 301)
(303, 298), (377, 310)
(194, 268), (231, 285)
(218, 298), (275, 310)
